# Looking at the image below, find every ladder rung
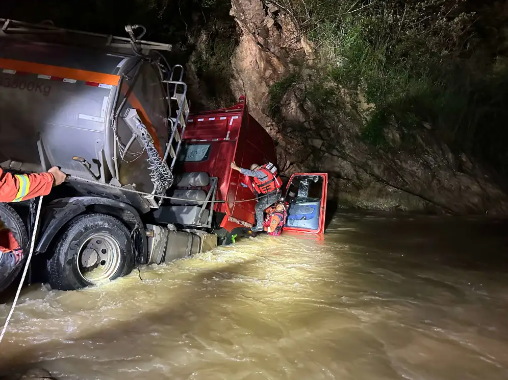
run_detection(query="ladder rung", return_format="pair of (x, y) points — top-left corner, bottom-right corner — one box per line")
(173, 94), (189, 113)
(173, 127), (181, 142)
(170, 117), (180, 129)
(171, 114), (186, 131)
(178, 112), (186, 127)
(169, 145), (176, 158)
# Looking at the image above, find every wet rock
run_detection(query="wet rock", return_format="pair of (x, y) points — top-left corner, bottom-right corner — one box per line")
(309, 139), (323, 150)
(423, 122), (432, 130)
(280, 88), (307, 123)
(460, 153), (473, 172)
(267, 3), (279, 14)
(265, 17), (275, 29)
(383, 126), (401, 148)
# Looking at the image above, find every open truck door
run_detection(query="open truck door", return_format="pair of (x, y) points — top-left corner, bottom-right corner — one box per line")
(283, 173), (328, 235)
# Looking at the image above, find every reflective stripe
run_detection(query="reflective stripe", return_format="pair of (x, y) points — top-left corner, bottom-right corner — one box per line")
(119, 85), (162, 156)
(13, 174), (30, 202)
(0, 58), (120, 86)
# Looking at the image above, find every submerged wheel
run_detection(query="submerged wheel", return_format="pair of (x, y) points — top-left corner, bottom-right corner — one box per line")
(215, 228), (233, 246)
(47, 213), (135, 290)
(215, 227), (250, 245)
(0, 203), (28, 293)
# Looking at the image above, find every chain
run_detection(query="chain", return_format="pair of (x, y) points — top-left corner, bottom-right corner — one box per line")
(135, 122), (173, 195)
(69, 175), (277, 204)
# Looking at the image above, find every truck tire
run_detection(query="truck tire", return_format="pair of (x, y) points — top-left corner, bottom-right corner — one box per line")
(215, 227), (250, 245)
(47, 213), (135, 290)
(0, 203), (28, 293)
(215, 228), (233, 245)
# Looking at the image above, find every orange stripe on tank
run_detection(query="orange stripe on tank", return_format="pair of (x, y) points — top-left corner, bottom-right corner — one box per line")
(0, 58), (120, 86)
(120, 86), (163, 156)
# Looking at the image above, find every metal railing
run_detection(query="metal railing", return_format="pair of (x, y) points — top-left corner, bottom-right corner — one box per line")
(195, 177), (218, 228)
(0, 19), (172, 53)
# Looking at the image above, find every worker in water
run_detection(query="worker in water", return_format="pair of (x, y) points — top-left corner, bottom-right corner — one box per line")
(0, 166), (67, 264)
(231, 161), (282, 232)
(263, 200), (288, 236)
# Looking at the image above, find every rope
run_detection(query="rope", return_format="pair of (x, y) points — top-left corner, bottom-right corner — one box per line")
(69, 175), (279, 204)
(0, 196), (44, 346)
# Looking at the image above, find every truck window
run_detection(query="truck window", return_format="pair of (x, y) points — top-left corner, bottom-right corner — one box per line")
(178, 144), (211, 162)
(286, 175), (323, 204)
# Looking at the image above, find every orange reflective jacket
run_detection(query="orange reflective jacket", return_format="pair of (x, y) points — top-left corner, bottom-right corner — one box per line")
(0, 168), (53, 203)
(263, 208), (287, 236)
(252, 166), (282, 194)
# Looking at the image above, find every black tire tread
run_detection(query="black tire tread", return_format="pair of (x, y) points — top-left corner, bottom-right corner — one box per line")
(47, 213), (135, 290)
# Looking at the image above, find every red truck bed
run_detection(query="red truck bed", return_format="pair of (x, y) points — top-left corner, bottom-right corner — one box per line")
(180, 97), (278, 231)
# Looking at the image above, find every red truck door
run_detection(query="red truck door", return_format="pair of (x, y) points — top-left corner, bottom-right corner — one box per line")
(283, 173), (328, 235)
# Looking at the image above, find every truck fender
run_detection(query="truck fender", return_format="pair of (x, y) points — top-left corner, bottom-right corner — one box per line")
(36, 197), (148, 264)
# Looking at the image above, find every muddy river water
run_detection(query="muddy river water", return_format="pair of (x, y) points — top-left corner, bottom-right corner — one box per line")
(1, 211), (508, 380)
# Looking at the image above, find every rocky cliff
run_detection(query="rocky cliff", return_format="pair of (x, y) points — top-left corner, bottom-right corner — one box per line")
(213, 0), (508, 215)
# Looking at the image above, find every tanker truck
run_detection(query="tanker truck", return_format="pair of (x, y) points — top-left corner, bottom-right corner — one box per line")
(0, 19), (329, 293)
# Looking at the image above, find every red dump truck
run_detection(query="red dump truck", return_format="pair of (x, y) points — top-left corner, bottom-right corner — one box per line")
(0, 19), (328, 293)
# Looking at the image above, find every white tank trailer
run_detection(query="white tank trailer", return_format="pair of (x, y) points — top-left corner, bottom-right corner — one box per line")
(0, 19), (218, 291)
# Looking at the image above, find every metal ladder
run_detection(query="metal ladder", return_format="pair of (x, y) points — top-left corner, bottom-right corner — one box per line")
(163, 65), (190, 172)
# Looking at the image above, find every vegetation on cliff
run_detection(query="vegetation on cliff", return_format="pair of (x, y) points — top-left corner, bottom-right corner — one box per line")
(269, 0), (508, 176)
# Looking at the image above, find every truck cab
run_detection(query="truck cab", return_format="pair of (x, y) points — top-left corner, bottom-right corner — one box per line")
(176, 97), (277, 230)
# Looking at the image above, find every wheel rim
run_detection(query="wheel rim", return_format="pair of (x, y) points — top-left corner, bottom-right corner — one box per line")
(76, 233), (121, 284)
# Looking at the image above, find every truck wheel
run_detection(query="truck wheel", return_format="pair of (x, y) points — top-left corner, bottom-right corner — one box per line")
(215, 227), (250, 245)
(215, 228), (233, 245)
(47, 213), (135, 290)
(0, 203), (28, 293)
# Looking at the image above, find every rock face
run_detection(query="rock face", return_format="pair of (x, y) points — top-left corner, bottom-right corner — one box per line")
(227, 0), (508, 215)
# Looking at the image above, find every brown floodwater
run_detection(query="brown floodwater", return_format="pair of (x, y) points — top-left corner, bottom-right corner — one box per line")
(1, 211), (508, 380)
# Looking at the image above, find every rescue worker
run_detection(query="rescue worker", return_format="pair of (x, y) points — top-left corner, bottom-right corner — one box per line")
(0, 166), (67, 264)
(263, 200), (288, 236)
(231, 161), (282, 232)
(0, 166), (67, 203)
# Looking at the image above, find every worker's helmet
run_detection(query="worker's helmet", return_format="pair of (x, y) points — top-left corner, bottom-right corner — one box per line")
(250, 163), (260, 171)
(275, 198), (288, 210)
